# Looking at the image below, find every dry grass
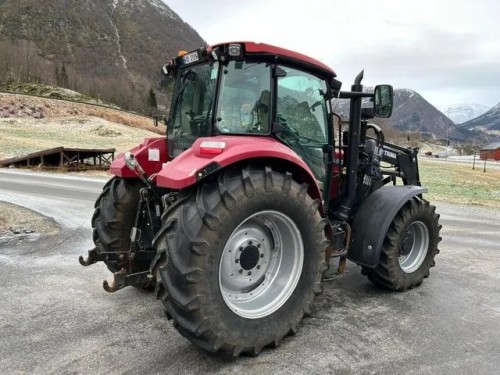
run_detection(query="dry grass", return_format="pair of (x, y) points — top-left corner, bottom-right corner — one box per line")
(85, 107), (161, 133)
(420, 159), (500, 208)
(0, 92), (162, 132)
(0, 117), (161, 160)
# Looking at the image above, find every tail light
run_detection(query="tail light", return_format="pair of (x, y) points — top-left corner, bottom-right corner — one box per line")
(199, 141), (226, 155)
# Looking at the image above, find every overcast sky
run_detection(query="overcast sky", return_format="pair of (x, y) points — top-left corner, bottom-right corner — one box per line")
(163, 0), (500, 110)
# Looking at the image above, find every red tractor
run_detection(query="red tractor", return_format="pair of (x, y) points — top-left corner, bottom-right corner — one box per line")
(80, 42), (441, 356)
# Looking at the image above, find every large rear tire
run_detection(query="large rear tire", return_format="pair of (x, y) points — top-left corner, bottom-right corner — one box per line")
(155, 166), (328, 356)
(364, 197), (441, 291)
(92, 177), (154, 278)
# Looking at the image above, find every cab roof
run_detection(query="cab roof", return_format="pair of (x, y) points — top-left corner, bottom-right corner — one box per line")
(209, 41), (336, 79)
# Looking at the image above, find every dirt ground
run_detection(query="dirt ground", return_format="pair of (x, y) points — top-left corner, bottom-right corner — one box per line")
(0, 201), (60, 241)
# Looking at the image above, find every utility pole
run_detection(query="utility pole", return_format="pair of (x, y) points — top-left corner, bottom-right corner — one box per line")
(446, 107), (450, 159)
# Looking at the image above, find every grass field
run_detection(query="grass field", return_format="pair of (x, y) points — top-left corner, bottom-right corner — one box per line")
(419, 159), (500, 208)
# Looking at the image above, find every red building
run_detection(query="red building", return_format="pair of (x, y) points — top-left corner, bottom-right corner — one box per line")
(480, 142), (500, 160)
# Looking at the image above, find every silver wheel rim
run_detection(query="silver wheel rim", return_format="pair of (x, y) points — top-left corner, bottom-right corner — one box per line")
(399, 221), (429, 273)
(219, 210), (304, 319)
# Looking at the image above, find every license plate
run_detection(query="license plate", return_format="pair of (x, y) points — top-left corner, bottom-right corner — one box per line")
(183, 51), (199, 64)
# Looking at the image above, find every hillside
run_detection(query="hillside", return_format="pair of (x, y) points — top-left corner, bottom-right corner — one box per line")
(0, 0), (205, 111)
(391, 89), (461, 140)
(0, 93), (160, 161)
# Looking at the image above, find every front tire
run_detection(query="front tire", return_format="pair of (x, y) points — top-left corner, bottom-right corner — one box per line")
(155, 166), (328, 356)
(365, 197), (441, 291)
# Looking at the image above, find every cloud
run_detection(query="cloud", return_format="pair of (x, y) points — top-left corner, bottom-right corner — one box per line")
(164, 0), (500, 107)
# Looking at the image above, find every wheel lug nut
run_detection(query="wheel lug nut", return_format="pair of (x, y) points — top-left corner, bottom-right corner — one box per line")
(248, 271), (252, 275)
(249, 240), (253, 245)
(257, 244), (261, 248)
(239, 269), (243, 274)
(260, 253), (264, 258)
(257, 265), (261, 269)
(235, 259), (239, 263)
(239, 246), (243, 251)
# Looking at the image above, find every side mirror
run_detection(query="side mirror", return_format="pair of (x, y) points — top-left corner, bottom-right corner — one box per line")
(374, 85), (393, 118)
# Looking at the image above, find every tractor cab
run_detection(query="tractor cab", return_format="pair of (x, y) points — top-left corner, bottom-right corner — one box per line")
(163, 42), (336, 185)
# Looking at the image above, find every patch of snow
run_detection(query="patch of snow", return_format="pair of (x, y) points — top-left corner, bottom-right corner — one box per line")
(106, 11), (128, 70)
(397, 88), (416, 99)
(149, 0), (180, 20)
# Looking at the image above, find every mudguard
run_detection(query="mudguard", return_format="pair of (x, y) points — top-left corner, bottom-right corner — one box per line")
(347, 185), (427, 268)
(155, 136), (322, 200)
(110, 137), (168, 178)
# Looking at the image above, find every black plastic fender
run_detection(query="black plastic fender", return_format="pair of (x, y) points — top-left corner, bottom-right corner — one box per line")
(347, 185), (427, 268)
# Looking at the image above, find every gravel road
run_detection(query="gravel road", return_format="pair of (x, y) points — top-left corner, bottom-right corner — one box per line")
(0, 169), (499, 374)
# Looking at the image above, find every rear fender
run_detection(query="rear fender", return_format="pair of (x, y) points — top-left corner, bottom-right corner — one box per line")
(155, 136), (322, 201)
(110, 137), (168, 178)
(347, 185), (427, 268)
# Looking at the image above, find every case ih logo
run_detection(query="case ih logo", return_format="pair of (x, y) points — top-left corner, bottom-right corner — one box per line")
(382, 149), (397, 159)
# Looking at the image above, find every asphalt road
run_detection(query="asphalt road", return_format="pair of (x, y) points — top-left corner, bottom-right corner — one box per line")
(0, 169), (499, 374)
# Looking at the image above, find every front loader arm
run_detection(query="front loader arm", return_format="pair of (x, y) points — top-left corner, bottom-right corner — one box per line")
(377, 141), (421, 186)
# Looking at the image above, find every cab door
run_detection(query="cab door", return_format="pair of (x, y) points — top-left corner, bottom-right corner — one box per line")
(275, 66), (330, 187)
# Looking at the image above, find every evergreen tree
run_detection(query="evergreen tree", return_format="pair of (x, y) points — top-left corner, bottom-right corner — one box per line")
(61, 63), (69, 88)
(148, 88), (157, 109)
(55, 65), (60, 86)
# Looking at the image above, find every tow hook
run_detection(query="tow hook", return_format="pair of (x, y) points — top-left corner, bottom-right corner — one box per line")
(79, 247), (154, 292)
(102, 268), (153, 293)
(78, 247), (101, 266)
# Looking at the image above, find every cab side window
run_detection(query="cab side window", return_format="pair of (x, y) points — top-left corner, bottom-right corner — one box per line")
(277, 67), (328, 144)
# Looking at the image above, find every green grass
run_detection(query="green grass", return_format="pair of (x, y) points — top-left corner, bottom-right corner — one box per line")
(419, 160), (500, 208)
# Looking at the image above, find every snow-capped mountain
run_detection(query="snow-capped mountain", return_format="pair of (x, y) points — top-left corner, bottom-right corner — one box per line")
(460, 102), (500, 135)
(440, 104), (490, 125)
